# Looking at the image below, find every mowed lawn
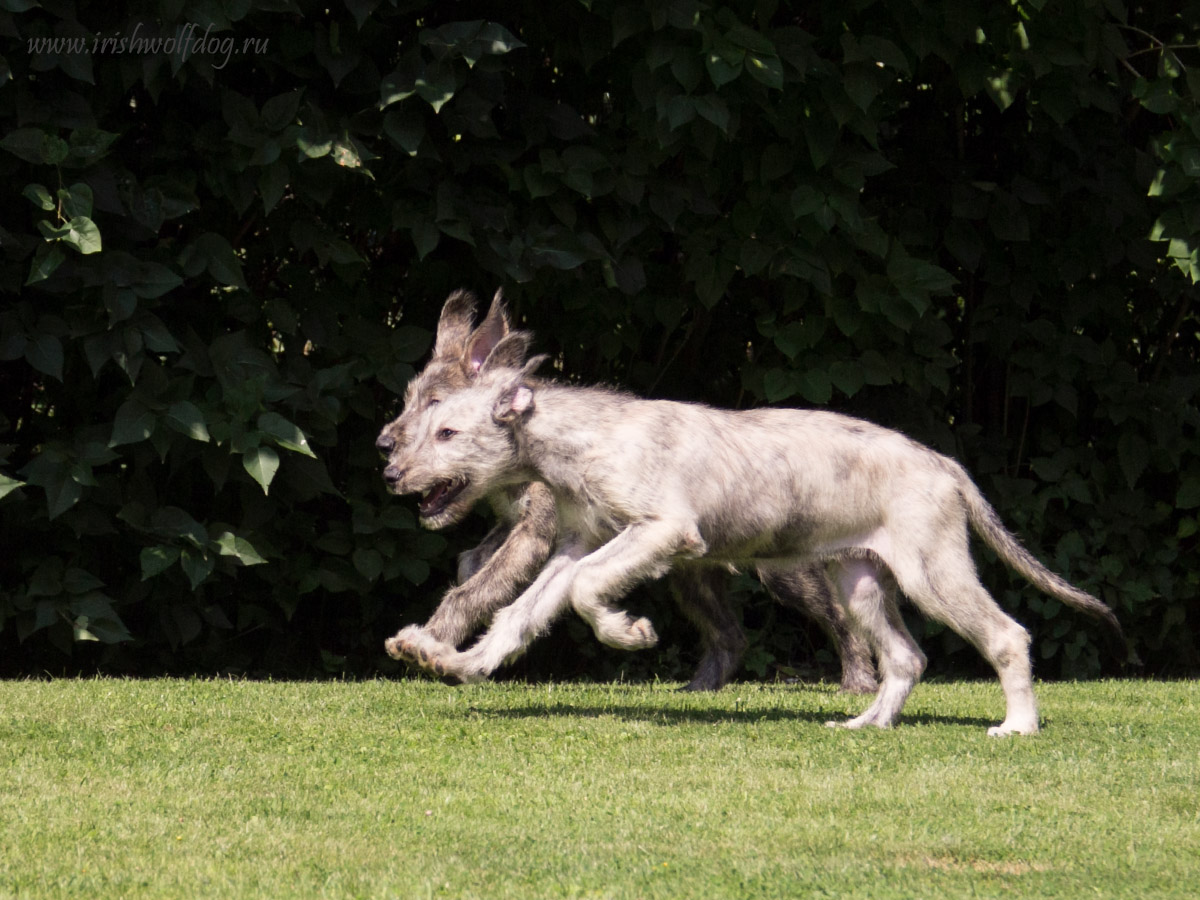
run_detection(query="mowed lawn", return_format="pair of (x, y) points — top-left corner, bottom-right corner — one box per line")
(1, 677), (1197, 899)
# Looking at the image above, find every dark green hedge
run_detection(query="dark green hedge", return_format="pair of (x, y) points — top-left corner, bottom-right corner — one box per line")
(1, 0), (1197, 679)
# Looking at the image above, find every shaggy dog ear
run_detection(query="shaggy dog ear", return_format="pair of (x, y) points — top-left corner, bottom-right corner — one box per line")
(479, 331), (534, 373)
(465, 288), (513, 372)
(433, 290), (478, 360)
(518, 353), (548, 380)
(491, 353), (547, 424)
(493, 382), (535, 424)
(484, 288), (511, 333)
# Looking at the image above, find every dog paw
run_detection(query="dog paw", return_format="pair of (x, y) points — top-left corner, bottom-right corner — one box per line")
(384, 625), (425, 662)
(625, 616), (659, 650)
(385, 626), (459, 675)
(589, 613), (659, 651)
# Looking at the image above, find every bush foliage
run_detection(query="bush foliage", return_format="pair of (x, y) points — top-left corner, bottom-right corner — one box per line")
(1, 0), (1197, 678)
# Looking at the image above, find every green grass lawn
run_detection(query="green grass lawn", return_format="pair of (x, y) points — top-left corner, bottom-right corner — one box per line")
(1, 677), (1197, 899)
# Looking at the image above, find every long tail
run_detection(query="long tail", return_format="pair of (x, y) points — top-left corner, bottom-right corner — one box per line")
(956, 468), (1137, 664)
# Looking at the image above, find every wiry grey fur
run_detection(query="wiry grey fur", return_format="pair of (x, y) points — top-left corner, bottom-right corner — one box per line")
(383, 331), (1129, 735)
(378, 290), (877, 693)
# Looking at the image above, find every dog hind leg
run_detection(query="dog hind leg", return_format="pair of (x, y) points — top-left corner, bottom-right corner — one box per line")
(884, 535), (1039, 736)
(825, 558), (926, 730)
(672, 565), (747, 692)
(761, 566), (878, 694)
(913, 548), (1038, 735)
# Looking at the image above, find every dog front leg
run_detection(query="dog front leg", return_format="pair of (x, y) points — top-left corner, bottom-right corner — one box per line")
(565, 520), (703, 651)
(383, 523), (515, 668)
(421, 544), (588, 682)
(436, 520), (695, 682)
(386, 483), (559, 667)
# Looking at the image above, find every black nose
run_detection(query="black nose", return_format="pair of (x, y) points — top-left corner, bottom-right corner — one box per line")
(376, 433), (395, 453)
(383, 465), (403, 485)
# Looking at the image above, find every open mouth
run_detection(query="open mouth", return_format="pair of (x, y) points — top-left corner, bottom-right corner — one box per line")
(418, 478), (469, 519)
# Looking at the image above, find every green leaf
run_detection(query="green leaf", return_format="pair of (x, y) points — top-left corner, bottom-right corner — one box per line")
(259, 161), (289, 215)
(297, 129), (333, 158)
(45, 475), (82, 520)
(791, 185), (824, 219)
(73, 617), (101, 642)
(762, 368), (796, 402)
(140, 546), (181, 580)
(988, 191), (1030, 242)
(390, 326), (433, 363)
(706, 52), (742, 87)
(1117, 432), (1149, 489)
(180, 233), (248, 290)
(109, 399), (155, 447)
(113, 256), (182, 299)
(151, 507), (208, 549)
(22, 183), (54, 210)
(262, 90), (303, 132)
(59, 183), (93, 219)
(799, 369), (833, 405)
(1175, 475), (1200, 509)
(1, 128), (68, 165)
(140, 316), (179, 354)
(180, 548), (215, 590)
(332, 136), (368, 168)
(829, 361), (866, 397)
(25, 244), (65, 286)
(104, 288), (137, 326)
(420, 21), (525, 67)
(67, 128), (120, 164)
(396, 557), (430, 585)
(214, 531), (267, 566)
(0, 473), (24, 500)
(472, 22), (526, 59)
(353, 547), (383, 582)
(744, 52), (784, 89)
(63, 568), (104, 594)
(76, 615), (133, 644)
(416, 61), (457, 113)
(345, 0), (379, 29)
(383, 111), (425, 156)
(243, 446), (281, 494)
(165, 401), (211, 443)
(25, 334), (64, 381)
(60, 216), (103, 254)
(843, 63), (880, 111)
(258, 412), (317, 457)
(693, 95), (731, 134)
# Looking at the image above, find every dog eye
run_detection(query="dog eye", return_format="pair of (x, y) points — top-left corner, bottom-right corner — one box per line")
(426, 397), (440, 408)
(437, 428), (457, 441)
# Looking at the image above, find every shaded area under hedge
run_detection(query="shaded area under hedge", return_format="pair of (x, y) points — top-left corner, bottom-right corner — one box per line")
(1, 0), (1197, 680)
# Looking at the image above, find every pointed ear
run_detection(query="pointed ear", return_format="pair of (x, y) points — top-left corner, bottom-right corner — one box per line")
(484, 288), (511, 333)
(518, 353), (548, 381)
(493, 382), (536, 424)
(433, 290), (478, 360)
(465, 294), (511, 373)
(478, 331), (535, 373)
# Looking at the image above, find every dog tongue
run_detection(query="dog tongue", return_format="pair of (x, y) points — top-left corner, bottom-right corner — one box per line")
(421, 482), (448, 512)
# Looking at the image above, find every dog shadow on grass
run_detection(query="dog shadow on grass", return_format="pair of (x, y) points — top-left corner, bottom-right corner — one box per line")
(468, 702), (996, 730)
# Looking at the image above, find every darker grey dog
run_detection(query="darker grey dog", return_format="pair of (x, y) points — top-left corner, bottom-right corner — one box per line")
(378, 291), (876, 692)
(381, 331), (1129, 735)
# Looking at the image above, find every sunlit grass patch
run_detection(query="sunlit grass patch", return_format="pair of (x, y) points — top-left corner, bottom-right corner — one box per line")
(1, 678), (1197, 899)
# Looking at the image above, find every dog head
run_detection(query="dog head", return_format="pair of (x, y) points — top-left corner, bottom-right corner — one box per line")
(379, 296), (540, 528)
(376, 286), (531, 458)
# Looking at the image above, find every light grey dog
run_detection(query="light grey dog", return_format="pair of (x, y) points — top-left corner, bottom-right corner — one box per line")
(381, 331), (1129, 735)
(378, 290), (877, 693)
